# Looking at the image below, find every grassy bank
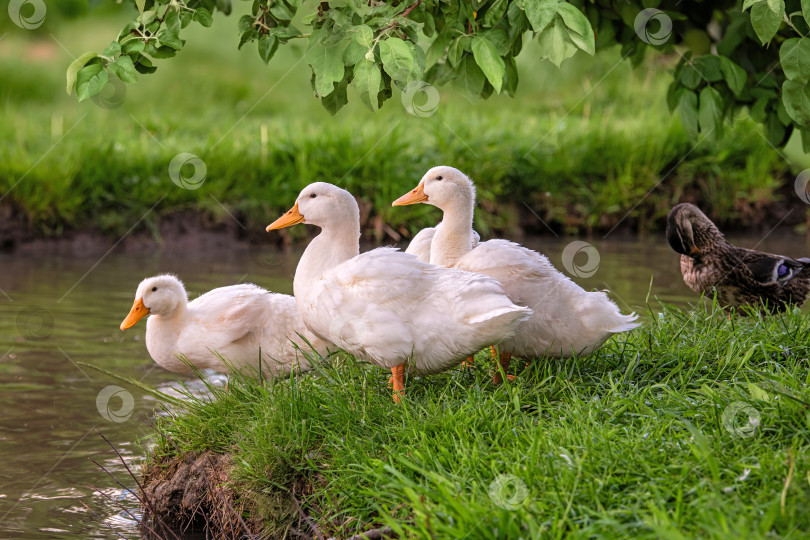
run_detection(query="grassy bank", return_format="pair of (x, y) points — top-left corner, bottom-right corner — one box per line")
(3, 10), (810, 244)
(140, 302), (810, 538)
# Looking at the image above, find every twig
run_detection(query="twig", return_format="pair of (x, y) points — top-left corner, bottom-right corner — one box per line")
(291, 483), (324, 539)
(95, 431), (182, 540)
(80, 501), (129, 540)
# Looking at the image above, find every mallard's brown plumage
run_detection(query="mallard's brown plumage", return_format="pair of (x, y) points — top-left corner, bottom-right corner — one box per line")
(666, 203), (810, 312)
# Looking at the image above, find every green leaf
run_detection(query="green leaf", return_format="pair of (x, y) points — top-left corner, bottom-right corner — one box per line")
(537, 18), (577, 68)
(306, 32), (349, 97)
(679, 62), (702, 90)
(321, 73), (349, 115)
(66, 52), (98, 95)
(780, 38), (810, 84)
(693, 56), (723, 83)
(521, 0), (557, 33)
(698, 86), (724, 142)
(750, 1), (783, 44)
(447, 37), (465, 68)
(556, 3), (595, 55)
(135, 0), (146, 15)
(353, 25), (374, 48)
(75, 62), (109, 101)
(193, 8), (213, 28)
(343, 40), (367, 66)
(483, 0), (508, 27)
(258, 35), (279, 64)
(159, 11), (184, 50)
(134, 55), (157, 74)
(782, 80), (810, 125)
(678, 89), (699, 139)
(426, 32), (452, 69)
(102, 41), (121, 57)
(503, 56), (518, 97)
(742, 0), (763, 10)
(718, 56), (746, 96)
(804, 0), (810, 27)
(109, 55), (138, 83)
(379, 37), (414, 82)
(453, 55), (486, 99)
(765, 113), (787, 146)
(352, 59), (382, 111)
(471, 36), (505, 93)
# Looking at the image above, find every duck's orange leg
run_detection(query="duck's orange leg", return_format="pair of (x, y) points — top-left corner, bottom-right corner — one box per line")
(461, 356), (475, 368)
(492, 351), (513, 385)
(391, 364), (406, 403)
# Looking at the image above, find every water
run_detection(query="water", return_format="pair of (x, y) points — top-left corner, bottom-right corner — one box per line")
(0, 233), (807, 538)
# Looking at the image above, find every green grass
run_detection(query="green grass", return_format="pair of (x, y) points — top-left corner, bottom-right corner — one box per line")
(2, 9), (807, 241)
(144, 301), (810, 539)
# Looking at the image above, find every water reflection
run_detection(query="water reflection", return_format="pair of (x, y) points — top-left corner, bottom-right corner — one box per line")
(0, 233), (806, 537)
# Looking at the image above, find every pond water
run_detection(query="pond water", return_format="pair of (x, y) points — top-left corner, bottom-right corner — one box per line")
(0, 232), (807, 538)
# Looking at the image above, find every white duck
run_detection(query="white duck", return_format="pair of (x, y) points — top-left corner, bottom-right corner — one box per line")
(393, 166), (639, 381)
(266, 182), (532, 402)
(120, 274), (328, 376)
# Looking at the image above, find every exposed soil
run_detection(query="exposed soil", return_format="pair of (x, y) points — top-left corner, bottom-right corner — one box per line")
(140, 451), (260, 538)
(2, 187), (809, 256)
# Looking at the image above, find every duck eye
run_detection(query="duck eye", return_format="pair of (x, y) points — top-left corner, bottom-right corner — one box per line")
(310, 193), (317, 198)
(436, 176), (443, 181)
(152, 286), (157, 292)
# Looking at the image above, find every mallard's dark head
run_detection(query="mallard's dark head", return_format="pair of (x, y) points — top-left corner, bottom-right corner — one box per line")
(666, 203), (721, 257)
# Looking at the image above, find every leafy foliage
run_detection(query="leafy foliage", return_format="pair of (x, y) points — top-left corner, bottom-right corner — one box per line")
(65, 0), (810, 148)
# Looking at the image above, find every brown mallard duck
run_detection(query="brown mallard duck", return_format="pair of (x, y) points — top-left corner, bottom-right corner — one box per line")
(666, 202), (810, 312)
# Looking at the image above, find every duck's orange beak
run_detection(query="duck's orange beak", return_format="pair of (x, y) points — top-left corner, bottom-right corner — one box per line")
(267, 202), (305, 231)
(690, 246), (700, 256)
(392, 183), (428, 206)
(120, 298), (149, 330)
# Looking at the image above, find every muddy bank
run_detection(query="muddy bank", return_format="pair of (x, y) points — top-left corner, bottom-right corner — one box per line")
(2, 188), (809, 256)
(140, 451), (396, 539)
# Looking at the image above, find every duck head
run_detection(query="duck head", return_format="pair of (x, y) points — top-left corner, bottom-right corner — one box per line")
(120, 274), (187, 330)
(666, 203), (722, 258)
(267, 182), (360, 231)
(392, 166), (476, 211)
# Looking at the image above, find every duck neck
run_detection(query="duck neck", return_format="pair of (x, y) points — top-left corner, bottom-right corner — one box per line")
(431, 200), (474, 267)
(145, 302), (189, 360)
(294, 223), (360, 296)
